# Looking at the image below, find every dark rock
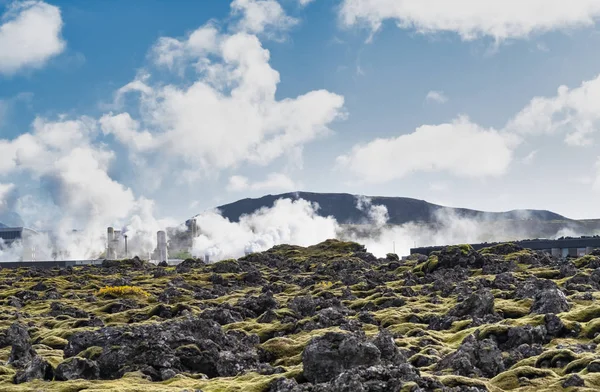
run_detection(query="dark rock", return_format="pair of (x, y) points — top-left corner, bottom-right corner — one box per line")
(587, 360), (600, 373)
(65, 316), (262, 380)
(289, 295), (316, 317)
(50, 302), (89, 318)
(302, 332), (381, 383)
(530, 288), (570, 314)
(158, 287), (182, 304)
(200, 308), (243, 325)
(7, 323), (35, 368)
(562, 374), (585, 388)
(13, 356), (54, 384)
(269, 377), (299, 392)
(448, 290), (495, 319)
(7, 296), (22, 308)
(437, 335), (504, 378)
(30, 281), (48, 291)
(236, 293), (278, 316)
(544, 314), (566, 337)
(55, 357), (100, 380)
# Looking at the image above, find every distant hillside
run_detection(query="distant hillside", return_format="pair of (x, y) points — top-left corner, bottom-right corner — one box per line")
(215, 192), (568, 225)
(208, 192), (600, 240)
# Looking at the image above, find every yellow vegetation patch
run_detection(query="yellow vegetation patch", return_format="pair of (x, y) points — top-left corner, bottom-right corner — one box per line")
(97, 286), (150, 298)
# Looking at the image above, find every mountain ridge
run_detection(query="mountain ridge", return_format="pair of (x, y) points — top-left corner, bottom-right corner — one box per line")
(213, 191), (573, 225)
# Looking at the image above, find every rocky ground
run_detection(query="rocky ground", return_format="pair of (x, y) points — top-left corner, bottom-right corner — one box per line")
(1, 240), (600, 391)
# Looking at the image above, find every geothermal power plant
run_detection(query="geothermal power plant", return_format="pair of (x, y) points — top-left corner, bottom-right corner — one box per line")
(1, 223), (600, 269)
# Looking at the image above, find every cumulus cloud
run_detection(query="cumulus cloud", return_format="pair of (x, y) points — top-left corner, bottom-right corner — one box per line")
(231, 0), (298, 38)
(109, 22), (344, 180)
(506, 75), (600, 146)
(298, 0), (316, 6)
(0, 183), (15, 212)
(0, 1), (344, 261)
(340, 72), (600, 184)
(0, 1), (66, 75)
(339, 0), (600, 42)
(426, 90), (448, 103)
(227, 172), (297, 192)
(337, 116), (518, 183)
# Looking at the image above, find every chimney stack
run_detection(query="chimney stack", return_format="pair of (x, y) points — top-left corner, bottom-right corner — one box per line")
(107, 227), (117, 260)
(157, 231), (168, 264)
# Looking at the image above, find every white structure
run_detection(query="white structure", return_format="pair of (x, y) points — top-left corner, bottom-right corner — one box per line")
(107, 227), (119, 260)
(157, 230), (168, 263)
(0, 227), (37, 261)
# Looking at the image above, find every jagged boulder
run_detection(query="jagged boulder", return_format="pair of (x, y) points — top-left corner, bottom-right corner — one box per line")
(13, 356), (54, 384)
(448, 290), (496, 319)
(530, 288), (570, 314)
(7, 323), (35, 368)
(64, 316), (263, 380)
(302, 332), (381, 383)
(55, 357), (100, 380)
(437, 335), (504, 378)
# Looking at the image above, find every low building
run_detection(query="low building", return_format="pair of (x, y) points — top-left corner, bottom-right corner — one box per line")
(410, 236), (600, 257)
(0, 227), (38, 260)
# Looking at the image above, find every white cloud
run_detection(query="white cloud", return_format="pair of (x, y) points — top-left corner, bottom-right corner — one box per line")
(114, 24), (345, 180)
(0, 1), (66, 75)
(298, 0), (316, 6)
(340, 73), (600, 184)
(506, 74), (600, 146)
(522, 150), (538, 165)
(227, 175), (250, 192)
(594, 157), (600, 192)
(337, 116), (518, 183)
(227, 172), (297, 192)
(0, 183), (15, 211)
(426, 90), (448, 103)
(230, 0), (298, 38)
(429, 181), (449, 192)
(340, 0), (600, 42)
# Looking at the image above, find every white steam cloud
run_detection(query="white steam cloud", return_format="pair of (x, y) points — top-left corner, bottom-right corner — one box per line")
(191, 198), (339, 260)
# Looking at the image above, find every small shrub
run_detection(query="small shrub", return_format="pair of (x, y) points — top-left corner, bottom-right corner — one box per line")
(315, 281), (334, 290)
(97, 286), (150, 298)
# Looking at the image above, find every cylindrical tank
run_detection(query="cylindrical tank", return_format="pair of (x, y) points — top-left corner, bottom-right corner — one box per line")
(157, 231), (168, 263)
(107, 227), (116, 260)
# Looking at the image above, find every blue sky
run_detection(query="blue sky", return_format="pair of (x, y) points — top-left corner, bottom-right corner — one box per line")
(2, 0), (600, 236)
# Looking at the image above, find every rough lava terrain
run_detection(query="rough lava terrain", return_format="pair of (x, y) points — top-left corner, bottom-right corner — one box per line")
(1, 240), (600, 391)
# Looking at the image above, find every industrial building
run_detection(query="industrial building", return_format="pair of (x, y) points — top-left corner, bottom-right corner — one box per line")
(0, 227), (38, 261)
(410, 236), (600, 257)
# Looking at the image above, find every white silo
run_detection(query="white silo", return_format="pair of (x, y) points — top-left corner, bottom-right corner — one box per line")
(157, 231), (168, 263)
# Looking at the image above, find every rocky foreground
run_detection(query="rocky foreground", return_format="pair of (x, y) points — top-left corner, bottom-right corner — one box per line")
(1, 241), (600, 391)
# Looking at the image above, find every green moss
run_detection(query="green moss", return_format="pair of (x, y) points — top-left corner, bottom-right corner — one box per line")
(39, 335), (68, 349)
(495, 298), (532, 319)
(573, 255), (599, 269)
(534, 350), (580, 369)
(490, 366), (559, 390)
(413, 255), (439, 274)
(261, 327), (345, 367)
(563, 304), (600, 323)
(79, 346), (103, 360)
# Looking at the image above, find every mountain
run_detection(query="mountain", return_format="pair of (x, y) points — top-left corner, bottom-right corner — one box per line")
(208, 192), (600, 240)
(215, 192), (569, 225)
